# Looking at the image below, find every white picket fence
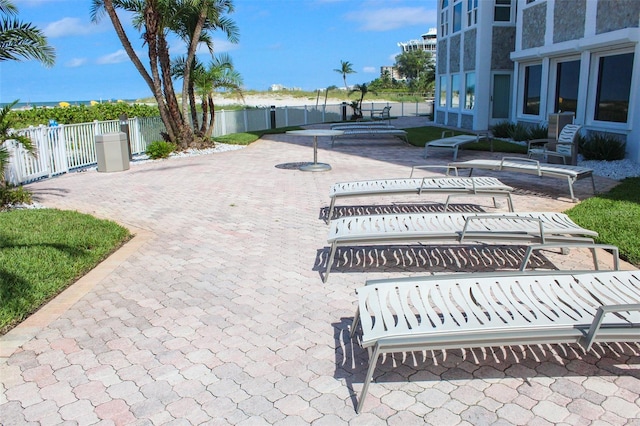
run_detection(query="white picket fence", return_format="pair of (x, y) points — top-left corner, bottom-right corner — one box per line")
(4, 101), (432, 185)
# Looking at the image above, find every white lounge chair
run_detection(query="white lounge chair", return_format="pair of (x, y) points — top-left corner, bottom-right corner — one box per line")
(327, 175), (514, 222)
(331, 128), (409, 146)
(323, 211), (598, 281)
(449, 156), (596, 201)
(424, 131), (489, 160)
(350, 270), (640, 412)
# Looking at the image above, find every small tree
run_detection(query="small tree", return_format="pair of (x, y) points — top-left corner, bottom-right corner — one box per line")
(334, 60), (356, 91)
(348, 83), (376, 120)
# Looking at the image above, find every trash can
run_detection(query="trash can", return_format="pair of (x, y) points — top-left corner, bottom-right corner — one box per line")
(95, 132), (130, 172)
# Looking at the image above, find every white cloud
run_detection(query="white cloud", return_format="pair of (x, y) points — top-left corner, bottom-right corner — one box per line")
(65, 58), (87, 68)
(96, 50), (130, 64)
(363, 66), (377, 73)
(344, 7), (437, 31)
(44, 17), (102, 38)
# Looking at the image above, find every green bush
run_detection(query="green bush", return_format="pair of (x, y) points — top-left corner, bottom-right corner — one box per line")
(490, 121), (514, 138)
(0, 185), (32, 209)
(528, 124), (548, 140)
(9, 103), (160, 128)
(507, 123), (532, 142)
(579, 133), (626, 161)
(146, 140), (176, 159)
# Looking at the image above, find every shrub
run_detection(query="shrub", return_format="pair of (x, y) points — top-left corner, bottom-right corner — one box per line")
(146, 140), (176, 159)
(507, 123), (532, 142)
(0, 185), (32, 209)
(579, 133), (626, 161)
(528, 124), (548, 140)
(490, 121), (514, 138)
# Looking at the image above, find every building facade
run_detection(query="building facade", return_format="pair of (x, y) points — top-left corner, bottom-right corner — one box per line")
(435, 0), (640, 162)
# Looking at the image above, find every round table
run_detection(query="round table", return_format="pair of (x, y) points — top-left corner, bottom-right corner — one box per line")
(286, 129), (344, 171)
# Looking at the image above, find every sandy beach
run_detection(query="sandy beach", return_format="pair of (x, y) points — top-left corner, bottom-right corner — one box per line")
(212, 92), (351, 107)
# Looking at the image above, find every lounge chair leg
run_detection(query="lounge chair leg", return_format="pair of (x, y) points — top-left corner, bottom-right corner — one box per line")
(568, 177), (577, 202)
(591, 246), (600, 270)
(324, 244), (338, 283)
(327, 199), (337, 223)
(351, 309), (361, 338)
(356, 344), (381, 413)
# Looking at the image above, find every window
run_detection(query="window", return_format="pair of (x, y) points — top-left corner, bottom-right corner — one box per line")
(494, 0), (511, 22)
(451, 74), (460, 108)
(594, 52), (634, 123)
(467, 0), (478, 26)
(523, 64), (542, 115)
(441, 0), (449, 36)
(554, 60), (580, 114)
(465, 72), (475, 109)
(453, 1), (462, 33)
(439, 75), (448, 107)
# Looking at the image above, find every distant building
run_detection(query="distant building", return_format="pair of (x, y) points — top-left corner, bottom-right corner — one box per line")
(435, 0), (640, 162)
(269, 84), (302, 92)
(380, 66), (403, 81)
(398, 27), (438, 57)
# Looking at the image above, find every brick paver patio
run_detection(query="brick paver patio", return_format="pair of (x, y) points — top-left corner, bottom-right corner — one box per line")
(1, 118), (638, 424)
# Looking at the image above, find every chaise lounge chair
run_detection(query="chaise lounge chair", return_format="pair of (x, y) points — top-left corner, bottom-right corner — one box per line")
(449, 156), (596, 201)
(424, 131), (490, 160)
(350, 269), (640, 412)
(323, 211), (598, 281)
(327, 174), (514, 222)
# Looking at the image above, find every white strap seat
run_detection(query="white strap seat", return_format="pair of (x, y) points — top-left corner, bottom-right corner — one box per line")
(323, 211), (598, 282)
(351, 270), (640, 412)
(331, 129), (408, 146)
(449, 156), (596, 201)
(424, 133), (486, 160)
(327, 176), (514, 222)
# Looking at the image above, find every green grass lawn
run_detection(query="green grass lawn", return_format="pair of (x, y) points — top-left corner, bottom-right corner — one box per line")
(565, 177), (640, 267)
(0, 209), (130, 334)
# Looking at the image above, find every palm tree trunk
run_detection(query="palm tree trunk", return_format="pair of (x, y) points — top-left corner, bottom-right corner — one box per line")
(103, 0), (176, 142)
(205, 95), (216, 139)
(181, 8), (207, 124)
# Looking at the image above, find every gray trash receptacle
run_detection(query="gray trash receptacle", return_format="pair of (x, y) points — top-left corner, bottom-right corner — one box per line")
(95, 132), (130, 172)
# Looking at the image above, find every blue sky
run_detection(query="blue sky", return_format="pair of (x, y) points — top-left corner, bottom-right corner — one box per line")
(1, 0), (437, 103)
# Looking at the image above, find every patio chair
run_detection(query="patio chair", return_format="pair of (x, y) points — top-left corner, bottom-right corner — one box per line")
(528, 124), (582, 165)
(371, 106), (391, 122)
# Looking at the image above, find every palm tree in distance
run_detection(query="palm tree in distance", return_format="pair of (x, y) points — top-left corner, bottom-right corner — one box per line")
(334, 60), (356, 91)
(348, 83), (376, 120)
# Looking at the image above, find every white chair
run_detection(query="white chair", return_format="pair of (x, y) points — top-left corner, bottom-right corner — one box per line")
(528, 124), (582, 165)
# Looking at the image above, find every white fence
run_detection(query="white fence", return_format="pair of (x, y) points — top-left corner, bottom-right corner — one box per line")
(4, 101), (432, 185)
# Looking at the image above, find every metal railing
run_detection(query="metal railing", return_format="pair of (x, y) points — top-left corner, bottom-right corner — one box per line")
(4, 101), (432, 185)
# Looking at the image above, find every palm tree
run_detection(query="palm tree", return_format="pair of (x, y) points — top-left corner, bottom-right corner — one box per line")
(348, 83), (376, 120)
(91, 0), (238, 149)
(0, 0), (51, 193)
(334, 60), (355, 91)
(0, 0), (55, 65)
(169, 0), (239, 125)
(193, 53), (243, 138)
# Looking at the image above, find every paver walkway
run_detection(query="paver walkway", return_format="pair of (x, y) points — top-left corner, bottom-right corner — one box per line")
(1, 118), (639, 424)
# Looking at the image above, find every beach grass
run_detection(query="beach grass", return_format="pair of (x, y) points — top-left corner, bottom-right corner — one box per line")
(0, 209), (131, 334)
